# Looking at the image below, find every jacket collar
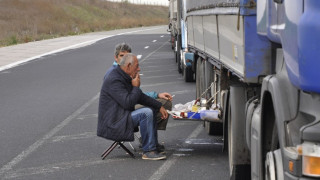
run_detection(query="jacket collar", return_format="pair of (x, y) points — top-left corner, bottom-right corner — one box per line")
(115, 66), (132, 84)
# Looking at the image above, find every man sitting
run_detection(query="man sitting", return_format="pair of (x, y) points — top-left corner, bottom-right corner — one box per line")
(104, 43), (172, 150)
(97, 53), (167, 160)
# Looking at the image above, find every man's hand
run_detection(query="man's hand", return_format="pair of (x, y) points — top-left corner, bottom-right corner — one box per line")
(159, 106), (168, 120)
(158, 92), (173, 101)
(132, 73), (140, 87)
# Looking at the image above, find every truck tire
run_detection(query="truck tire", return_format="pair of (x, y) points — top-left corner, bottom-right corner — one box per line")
(176, 35), (182, 73)
(200, 60), (206, 98)
(175, 51), (179, 63)
(223, 90), (229, 152)
(204, 61), (213, 99)
(171, 35), (174, 50)
(183, 65), (194, 82)
(174, 37), (178, 63)
(196, 58), (203, 99)
(196, 56), (206, 129)
(228, 86), (251, 180)
(177, 51), (182, 73)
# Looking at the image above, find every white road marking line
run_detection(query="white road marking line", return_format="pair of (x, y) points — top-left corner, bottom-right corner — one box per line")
(148, 124), (203, 180)
(144, 46), (149, 49)
(160, 35), (164, 37)
(3, 158), (126, 179)
(172, 154), (191, 157)
(152, 40), (157, 42)
(0, 38), (109, 72)
(137, 55), (142, 59)
(166, 122), (193, 128)
(0, 71), (11, 74)
(76, 114), (98, 120)
(0, 93), (100, 177)
(50, 132), (96, 143)
(148, 157), (179, 180)
(140, 41), (168, 63)
(177, 148), (194, 152)
(187, 124), (204, 139)
(0, 27), (162, 72)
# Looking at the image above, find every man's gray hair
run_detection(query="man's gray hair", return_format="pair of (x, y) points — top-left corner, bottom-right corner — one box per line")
(119, 53), (136, 66)
(114, 43), (132, 57)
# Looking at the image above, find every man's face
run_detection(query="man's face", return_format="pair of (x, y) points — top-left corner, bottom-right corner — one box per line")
(127, 57), (140, 78)
(115, 51), (129, 64)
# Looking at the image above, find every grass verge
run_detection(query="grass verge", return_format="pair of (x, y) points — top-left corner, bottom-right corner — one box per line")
(0, 0), (168, 47)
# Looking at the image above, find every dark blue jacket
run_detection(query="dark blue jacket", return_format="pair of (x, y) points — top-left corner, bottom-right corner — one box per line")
(97, 66), (161, 141)
(104, 63), (159, 99)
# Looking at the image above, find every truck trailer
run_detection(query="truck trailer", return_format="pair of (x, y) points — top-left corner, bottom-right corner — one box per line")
(170, 0), (320, 179)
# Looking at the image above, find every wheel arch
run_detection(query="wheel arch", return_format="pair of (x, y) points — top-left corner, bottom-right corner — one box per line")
(259, 47), (299, 151)
(260, 91), (278, 163)
(258, 72), (299, 179)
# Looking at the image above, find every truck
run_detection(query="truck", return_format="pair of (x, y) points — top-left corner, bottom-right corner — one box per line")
(168, 0), (195, 82)
(171, 0), (320, 179)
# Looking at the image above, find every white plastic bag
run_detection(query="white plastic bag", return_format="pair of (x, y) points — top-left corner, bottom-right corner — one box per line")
(173, 100), (195, 112)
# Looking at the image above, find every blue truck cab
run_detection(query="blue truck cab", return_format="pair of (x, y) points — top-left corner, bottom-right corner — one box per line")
(257, 0), (320, 179)
(258, 0), (320, 93)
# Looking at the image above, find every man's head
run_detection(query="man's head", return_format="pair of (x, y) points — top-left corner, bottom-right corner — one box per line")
(119, 53), (140, 78)
(114, 43), (132, 64)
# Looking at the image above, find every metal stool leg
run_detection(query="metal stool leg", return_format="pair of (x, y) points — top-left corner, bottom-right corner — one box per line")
(119, 142), (135, 158)
(101, 141), (119, 160)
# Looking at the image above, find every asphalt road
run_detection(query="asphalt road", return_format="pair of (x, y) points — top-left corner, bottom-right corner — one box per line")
(0, 28), (228, 180)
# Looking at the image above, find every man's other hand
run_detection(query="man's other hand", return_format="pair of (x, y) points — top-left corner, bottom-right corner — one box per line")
(158, 92), (172, 101)
(159, 106), (168, 119)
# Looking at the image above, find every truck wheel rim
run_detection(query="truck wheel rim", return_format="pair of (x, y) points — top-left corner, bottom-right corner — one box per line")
(265, 151), (276, 180)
